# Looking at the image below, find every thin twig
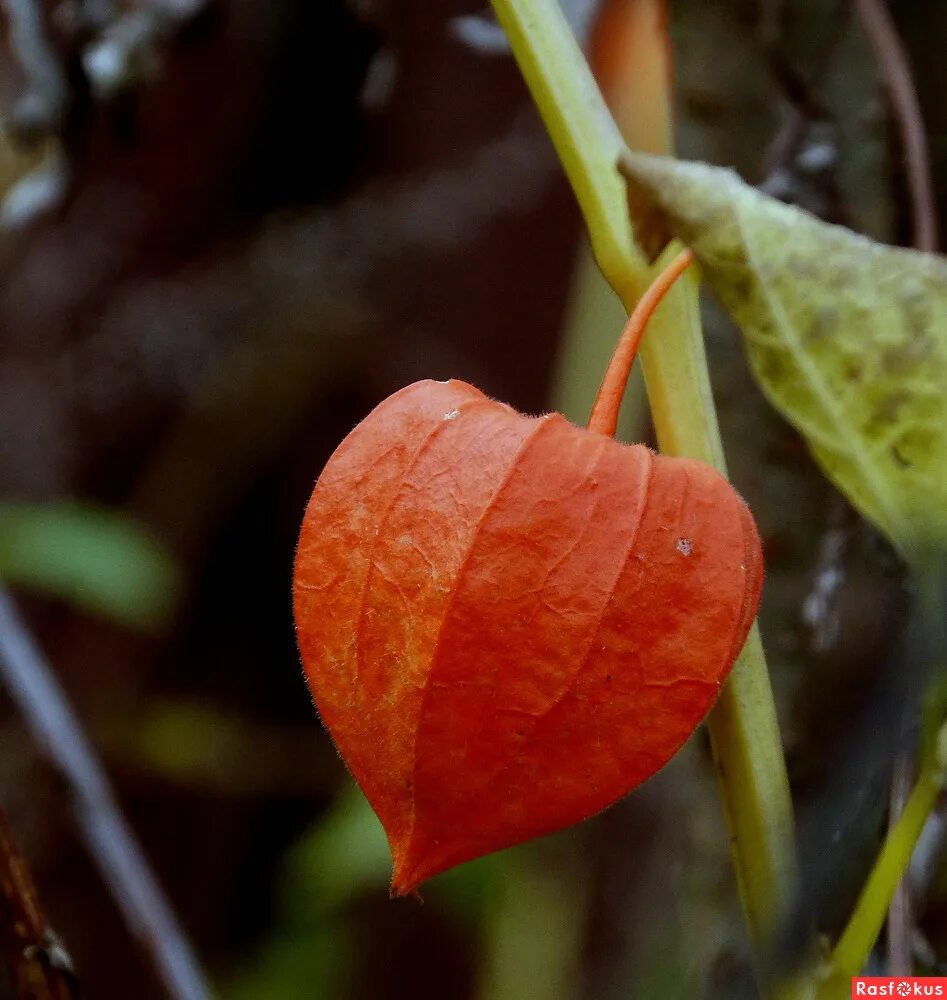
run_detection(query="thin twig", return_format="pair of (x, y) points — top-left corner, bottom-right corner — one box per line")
(854, 0), (938, 252)
(887, 755), (915, 975)
(0, 589), (211, 1000)
(827, 718), (947, 986)
(0, 0), (69, 132)
(758, 2), (850, 222)
(0, 806), (78, 999)
(854, 0), (938, 974)
(80, 0), (210, 98)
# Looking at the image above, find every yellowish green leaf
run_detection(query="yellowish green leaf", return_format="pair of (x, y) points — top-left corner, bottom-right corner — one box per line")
(621, 151), (947, 553)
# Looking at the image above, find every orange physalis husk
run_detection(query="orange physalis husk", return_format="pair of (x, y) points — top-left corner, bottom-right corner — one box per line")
(293, 250), (763, 895)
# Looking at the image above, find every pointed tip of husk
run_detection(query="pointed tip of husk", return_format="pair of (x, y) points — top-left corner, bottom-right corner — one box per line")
(389, 859), (424, 899)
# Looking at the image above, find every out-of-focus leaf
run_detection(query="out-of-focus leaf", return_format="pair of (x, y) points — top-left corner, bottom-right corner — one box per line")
(289, 784), (507, 918)
(621, 152), (947, 554)
(231, 788), (512, 999)
(288, 785), (392, 917)
(473, 846), (584, 1000)
(0, 501), (180, 629)
(110, 698), (338, 795)
(426, 851), (506, 928)
(226, 920), (355, 1000)
(224, 789), (376, 1000)
(240, 786), (584, 999)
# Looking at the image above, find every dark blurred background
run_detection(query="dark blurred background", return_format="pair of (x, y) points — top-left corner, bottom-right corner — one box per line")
(0, 1), (944, 997)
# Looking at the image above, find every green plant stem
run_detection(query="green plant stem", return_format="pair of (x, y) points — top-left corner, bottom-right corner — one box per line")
(832, 753), (942, 982)
(637, 249), (803, 995)
(820, 575), (947, 996)
(489, 0), (803, 992)
(488, 0), (645, 300)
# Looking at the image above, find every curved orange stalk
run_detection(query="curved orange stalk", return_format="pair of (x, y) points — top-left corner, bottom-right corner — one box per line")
(588, 248), (695, 437)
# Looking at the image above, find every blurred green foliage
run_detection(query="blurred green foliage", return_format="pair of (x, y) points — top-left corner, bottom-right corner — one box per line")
(0, 501), (180, 629)
(228, 784), (588, 999)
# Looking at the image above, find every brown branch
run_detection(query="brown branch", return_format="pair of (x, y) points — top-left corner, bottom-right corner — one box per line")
(0, 589), (211, 1000)
(854, 0), (939, 252)
(0, 807), (78, 1000)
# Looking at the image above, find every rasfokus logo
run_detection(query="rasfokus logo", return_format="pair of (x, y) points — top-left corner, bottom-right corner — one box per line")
(852, 979), (947, 997)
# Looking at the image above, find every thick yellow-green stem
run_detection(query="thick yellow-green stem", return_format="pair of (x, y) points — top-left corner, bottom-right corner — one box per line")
(489, 0), (805, 993)
(489, 0), (647, 298)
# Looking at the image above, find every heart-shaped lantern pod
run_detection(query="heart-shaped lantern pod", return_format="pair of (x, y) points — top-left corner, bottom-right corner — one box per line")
(294, 251), (763, 895)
